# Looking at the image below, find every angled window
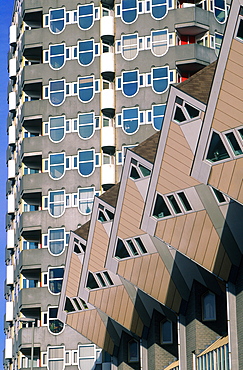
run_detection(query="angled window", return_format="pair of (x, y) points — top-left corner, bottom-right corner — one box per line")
(173, 99), (200, 123)
(213, 0), (226, 23)
(49, 8), (65, 34)
(152, 104), (166, 130)
(48, 267), (64, 294)
(47, 346), (65, 370)
(115, 239), (130, 259)
(152, 66), (169, 94)
(236, 16), (243, 40)
(151, 0), (168, 20)
(167, 194), (182, 214)
(78, 150), (95, 176)
(49, 153), (65, 180)
(206, 132), (230, 162)
(122, 70), (139, 97)
(86, 272), (99, 289)
(48, 228), (65, 255)
(122, 107), (139, 134)
(151, 29), (168, 56)
(78, 40), (94, 66)
(130, 159), (151, 179)
(48, 190), (65, 217)
(211, 187), (227, 203)
(121, 34), (138, 60)
(78, 187), (95, 214)
(49, 116), (65, 143)
(121, 0), (138, 23)
(49, 44), (65, 69)
(78, 113), (95, 139)
(48, 307), (64, 334)
(202, 292), (216, 321)
(225, 132), (243, 156)
(153, 193), (171, 218)
(161, 320), (173, 344)
(78, 4), (94, 30)
(128, 339), (139, 362)
(49, 80), (65, 106)
(177, 192), (192, 211)
(78, 76), (94, 103)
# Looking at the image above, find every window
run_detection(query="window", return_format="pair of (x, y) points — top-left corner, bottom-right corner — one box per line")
(206, 132), (230, 162)
(128, 339), (139, 362)
(173, 98), (200, 123)
(121, 34), (138, 60)
(236, 15), (243, 40)
(48, 228), (65, 255)
(78, 4), (94, 30)
(49, 153), (65, 180)
(129, 159), (151, 180)
(225, 132), (243, 156)
(151, 29), (168, 56)
(49, 80), (65, 106)
(78, 150), (95, 176)
(48, 190), (65, 217)
(121, 0), (138, 23)
(215, 32), (223, 55)
(152, 104), (166, 130)
(153, 194), (171, 218)
(49, 44), (65, 69)
(48, 308), (64, 335)
(23, 278), (38, 288)
(98, 205), (114, 222)
(49, 8), (65, 34)
(152, 66), (169, 94)
(211, 187), (227, 203)
(78, 113), (95, 139)
(115, 237), (147, 259)
(78, 76), (94, 102)
(47, 346), (65, 370)
(48, 116), (65, 143)
(151, 0), (168, 20)
(86, 271), (114, 290)
(202, 292), (216, 321)
(161, 320), (173, 344)
(48, 267), (64, 294)
(213, 0), (226, 23)
(122, 107), (139, 134)
(78, 345), (98, 370)
(78, 187), (95, 214)
(122, 70), (139, 97)
(78, 40), (94, 66)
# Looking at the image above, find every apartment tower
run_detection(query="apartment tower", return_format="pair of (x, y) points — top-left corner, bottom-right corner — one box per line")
(5, 0), (228, 368)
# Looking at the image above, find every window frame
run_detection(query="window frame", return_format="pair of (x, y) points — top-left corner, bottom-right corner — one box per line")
(48, 152), (66, 180)
(49, 79), (66, 106)
(49, 8), (66, 34)
(122, 107), (140, 134)
(121, 33), (139, 60)
(78, 186), (95, 215)
(49, 43), (66, 70)
(48, 267), (64, 295)
(78, 39), (95, 66)
(150, 0), (168, 20)
(78, 76), (95, 103)
(121, 0), (138, 24)
(78, 112), (95, 140)
(48, 308), (65, 335)
(160, 319), (173, 344)
(47, 227), (66, 256)
(78, 149), (95, 177)
(122, 70), (139, 97)
(78, 4), (94, 30)
(48, 190), (65, 218)
(152, 66), (170, 94)
(151, 29), (169, 57)
(202, 291), (216, 321)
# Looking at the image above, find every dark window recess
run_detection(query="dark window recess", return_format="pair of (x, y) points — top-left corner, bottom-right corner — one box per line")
(185, 103), (199, 119)
(135, 237), (147, 254)
(98, 210), (107, 222)
(175, 96), (183, 105)
(237, 19), (243, 40)
(130, 166), (140, 180)
(64, 297), (75, 312)
(177, 192), (192, 211)
(225, 132), (243, 155)
(96, 273), (106, 287)
(81, 299), (88, 309)
(106, 209), (114, 220)
(153, 194), (171, 218)
(74, 244), (81, 254)
(212, 188), (226, 203)
(139, 164), (151, 177)
(238, 128), (243, 140)
(103, 271), (114, 285)
(167, 194), (182, 214)
(206, 132), (230, 162)
(174, 106), (186, 123)
(127, 239), (139, 256)
(80, 243), (86, 252)
(73, 298), (82, 311)
(86, 272), (99, 289)
(115, 239), (130, 259)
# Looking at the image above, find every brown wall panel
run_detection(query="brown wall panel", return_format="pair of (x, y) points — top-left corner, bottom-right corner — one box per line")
(165, 144), (193, 168)
(216, 99), (242, 123)
(136, 255), (151, 290)
(127, 257), (143, 286)
(194, 214), (214, 266)
(158, 268), (170, 304)
(162, 218), (176, 245)
(218, 160), (236, 195)
(124, 258), (135, 282)
(170, 215), (187, 250)
(88, 221), (109, 271)
(66, 254), (82, 297)
(111, 285), (125, 321)
(150, 258), (166, 299)
(231, 38), (243, 55)
(178, 213), (197, 255)
(227, 158), (243, 202)
(203, 227), (220, 271)
(208, 163), (223, 189)
(100, 288), (110, 314)
(186, 210), (207, 260)
(226, 59), (243, 79)
(143, 253), (160, 293)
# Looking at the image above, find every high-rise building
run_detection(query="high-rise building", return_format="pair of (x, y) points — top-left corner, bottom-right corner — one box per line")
(5, 0), (229, 369)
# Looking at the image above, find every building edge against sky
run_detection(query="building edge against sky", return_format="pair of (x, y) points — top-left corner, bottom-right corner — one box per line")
(58, 0), (243, 368)
(4, 0), (231, 369)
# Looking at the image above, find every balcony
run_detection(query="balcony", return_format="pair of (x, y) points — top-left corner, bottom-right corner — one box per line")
(8, 159), (15, 179)
(101, 52), (115, 81)
(5, 338), (12, 359)
(18, 249), (45, 271)
(5, 302), (14, 322)
(19, 211), (42, 233)
(101, 126), (115, 154)
(101, 89), (115, 118)
(101, 155), (115, 191)
(9, 24), (17, 45)
(8, 125), (16, 146)
(7, 229), (15, 250)
(20, 136), (43, 157)
(17, 287), (57, 310)
(20, 173), (44, 195)
(6, 265), (14, 286)
(8, 193), (15, 214)
(100, 15), (114, 44)
(9, 91), (16, 112)
(9, 58), (17, 78)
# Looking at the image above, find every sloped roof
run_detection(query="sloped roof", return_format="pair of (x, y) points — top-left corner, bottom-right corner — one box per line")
(74, 61), (216, 237)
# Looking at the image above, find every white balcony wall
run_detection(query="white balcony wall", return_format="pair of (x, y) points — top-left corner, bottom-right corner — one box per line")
(8, 159), (15, 179)
(9, 24), (17, 45)
(100, 16), (114, 37)
(8, 193), (15, 214)
(9, 91), (16, 111)
(6, 302), (14, 321)
(6, 265), (14, 285)
(5, 338), (13, 359)
(101, 52), (115, 74)
(9, 58), (17, 78)
(7, 229), (15, 250)
(101, 163), (115, 186)
(101, 126), (115, 148)
(8, 125), (16, 145)
(101, 89), (115, 111)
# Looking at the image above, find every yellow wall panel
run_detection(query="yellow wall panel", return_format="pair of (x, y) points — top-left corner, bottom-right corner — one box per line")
(88, 221), (109, 271)
(227, 158), (243, 202)
(218, 160), (236, 195)
(178, 213), (196, 255)
(170, 215), (187, 249)
(143, 253), (160, 293)
(194, 214), (213, 265)
(124, 258), (135, 282)
(111, 285), (125, 321)
(136, 255), (151, 291)
(186, 211), (207, 260)
(128, 257), (143, 286)
(151, 259), (166, 300)
(208, 163), (223, 189)
(163, 218), (176, 245)
(203, 227), (220, 271)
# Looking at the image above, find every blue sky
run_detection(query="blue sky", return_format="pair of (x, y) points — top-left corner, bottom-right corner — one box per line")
(0, 0), (14, 361)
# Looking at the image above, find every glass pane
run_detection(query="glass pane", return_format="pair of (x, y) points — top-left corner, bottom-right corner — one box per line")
(49, 268), (64, 279)
(49, 319), (64, 333)
(225, 132), (243, 155)
(153, 194), (171, 218)
(115, 239), (130, 259)
(206, 132), (230, 162)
